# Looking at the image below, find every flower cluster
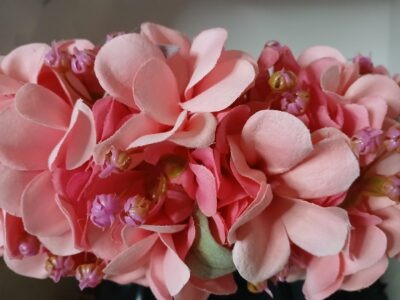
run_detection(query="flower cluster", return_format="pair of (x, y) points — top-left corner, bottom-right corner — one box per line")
(0, 23), (399, 300)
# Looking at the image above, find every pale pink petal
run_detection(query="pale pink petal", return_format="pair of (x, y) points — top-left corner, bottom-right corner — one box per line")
(277, 127), (359, 198)
(148, 244), (171, 299)
(160, 234), (190, 295)
(0, 73), (22, 95)
(0, 105), (64, 170)
(15, 83), (71, 130)
(356, 97), (387, 129)
(342, 103), (369, 136)
(182, 58), (255, 112)
(185, 28), (228, 94)
(170, 112), (217, 148)
(1, 43), (50, 83)
(341, 256), (388, 291)
(344, 74), (400, 117)
(189, 163), (217, 217)
(140, 22), (191, 55)
(93, 113), (163, 164)
(373, 152), (400, 176)
(297, 46), (346, 67)
(175, 282), (209, 300)
(128, 110), (187, 148)
(105, 267), (147, 285)
(190, 274), (237, 295)
(4, 251), (48, 279)
(140, 224), (187, 234)
(86, 223), (125, 260)
(21, 171), (70, 237)
(232, 207), (290, 282)
(241, 110), (313, 174)
(38, 229), (79, 256)
(375, 206), (400, 257)
(94, 33), (164, 107)
(0, 164), (39, 216)
(104, 234), (158, 276)
(48, 100), (96, 170)
(344, 225), (387, 274)
(303, 255), (344, 300)
(133, 58), (181, 125)
(282, 198), (349, 256)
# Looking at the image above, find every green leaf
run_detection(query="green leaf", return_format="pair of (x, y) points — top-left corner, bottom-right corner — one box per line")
(185, 209), (236, 279)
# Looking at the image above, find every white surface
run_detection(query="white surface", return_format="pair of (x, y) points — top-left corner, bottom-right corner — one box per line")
(0, 0), (399, 299)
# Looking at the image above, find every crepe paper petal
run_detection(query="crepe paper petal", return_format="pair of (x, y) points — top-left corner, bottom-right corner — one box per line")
(342, 103), (370, 136)
(160, 234), (191, 296)
(1, 43), (50, 83)
(94, 33), (164, 107)
(140, 22), (191, 55)
(241, 110), (313, 174)
(345, 74), (400, 117)
(186, 210), (235, 279)
(357, 97), (387, 130)
(344, 225), (387, 275)
(232, 207), (290, 283)
(375, 206), (400, 257)
(170, 112), (217, 148)
(148, 245), (172, 300)
(303, 255), (344, 300)
(0, 165), (39, 216)
(341, 256), (388, 291)
(15, 83), (71, 130)
(190, 274), (237, 295)
(48, 100), (96, 170)
(175, 282), (209, 300)
(297, 46), (346, 67)
(128, 110), (187, 148)
(104, 233), (158, 276)
(0, 105), (64, 171)
(189, 164), (217, 217)
(4, 251), (49, 279)
(54, 71), (91, 104)
(4, 213), (27, 258)
(93, 112), (163, 164)
(372, 152), (400, 177)
(281, 198), (349, 256)
(21, 171), (70, 237)
(140, 224), (187, 234)
(182, 58), (255, 112)
(227, 182), (272, 244)
(185, 28), (227, 95)
(277, 128), (359, 198)
(133, 58), (181, 125)
(0, 73), (23, 95)
(310, 59), (342, 92)
(38, 230), (80, 256)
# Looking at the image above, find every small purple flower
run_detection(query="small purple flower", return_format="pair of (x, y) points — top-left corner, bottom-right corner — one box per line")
(44, 41), (71, 72)
(70, 47), (96, 74)
(45, 256), (75, 283)
(352, 127), (383, 155)
(99, 147), (132, 178)
(384, 125), (400, 152)
(280, 91), (309, 116)
(90, 194), (120, 229)
(123, 196), (152, 227)
(75, 263), (104, 290)
(353, 54), (374, 75)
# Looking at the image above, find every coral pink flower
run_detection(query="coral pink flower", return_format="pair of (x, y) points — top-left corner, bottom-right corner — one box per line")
(93, 23), (256, 163)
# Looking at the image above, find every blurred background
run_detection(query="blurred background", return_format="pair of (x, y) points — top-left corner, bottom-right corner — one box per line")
(0, 0), (400, 298)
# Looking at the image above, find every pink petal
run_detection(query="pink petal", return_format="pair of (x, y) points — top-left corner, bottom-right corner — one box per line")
(232, 207), (290, 283)
(375, 205), (400, 257)
(38, 229), (79, 256)
(342, 103), (369, 136)
(190, 274), (237, 295)
(189, 163), (217, 217)
(282, 198), (349, 256)
(93, 112), (163, 164)
(185, 28), (228, 94)
(175, 283), (209, 300)
(0, 104), (64, 170)
(148, 244), (171, 299)
(182, 58), (255, 112)
(3, 251), (49, 279)
(140, 224), (187, 234)
(160, 234), (191, 296)
(133, 58), (181, 125)
(103, 233), (158, 276)
(344, 225), (387, 274)
(1, 43), (50, 83)
(277, 127), (359, 198)
(86, 223), (125, 260)
(297, 46), (346, 67)
(356, 97), (387, 129)
(0, 73), (22, 95)
(344, 74), (400, 118)
(303, 255), (344, 300)
(21, 171), (70, 237)
(341, 256), (388, 291)
(241, 110), (313, 174)
(372, 152), (400, 176)
(140, 22), (191, 55)
(0, 164), (39, 216)
(48, 100), (96, 170)
(170, 112), (217, 148)
(15, 83), (71, 130)
(94, 33), (164, 107)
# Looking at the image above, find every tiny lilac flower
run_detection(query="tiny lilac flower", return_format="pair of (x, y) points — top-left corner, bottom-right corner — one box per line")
(75, 262), (104, 290)
(70, 47), (96, 74)
(123, 196), (153, 227)
(384, 125), (400, 152)
(280, 90), (309, 116)
(44, 41), (71, 72)
(45, 256), (75, 283)
(90, 194), (120, 229)
(352, 127), (383, 155)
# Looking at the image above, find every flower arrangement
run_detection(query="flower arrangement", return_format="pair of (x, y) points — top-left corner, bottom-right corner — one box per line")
(0, 22), (399, 300)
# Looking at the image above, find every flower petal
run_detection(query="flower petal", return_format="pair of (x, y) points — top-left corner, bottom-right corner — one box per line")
(297, 46), (346, 67)
(241, 110), (313, 175)
(48, 100), (96, 170)
(94, 33), (164, 107)
(15, 83), (71, 130)
(182, 58), (255, 112)
(4, 251), (49, 279)
(282, 198), (349, 256)
(133, 58), (181, 125)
